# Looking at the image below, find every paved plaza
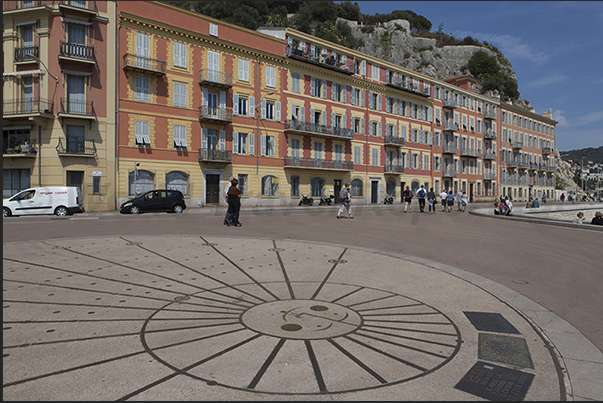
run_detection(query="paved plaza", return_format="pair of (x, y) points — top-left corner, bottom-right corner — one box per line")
(3, 203), (603, 401)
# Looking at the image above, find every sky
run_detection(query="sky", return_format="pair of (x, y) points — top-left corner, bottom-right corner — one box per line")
(346, 1), (603, 152)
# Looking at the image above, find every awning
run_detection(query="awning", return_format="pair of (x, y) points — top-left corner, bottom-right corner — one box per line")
(3, 70), (42, 77)
(3, 125), (33, 131)
(60, 17), (93, 26)
(61, 69), (93, 76)
(15, 20), (38, 27)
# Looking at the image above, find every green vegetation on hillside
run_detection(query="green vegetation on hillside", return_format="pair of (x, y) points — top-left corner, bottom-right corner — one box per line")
(466, 51), (519, 101)
(560, 146), (603, 164)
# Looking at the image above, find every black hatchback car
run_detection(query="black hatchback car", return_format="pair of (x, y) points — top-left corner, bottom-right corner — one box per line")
(120, 189), (187, 214)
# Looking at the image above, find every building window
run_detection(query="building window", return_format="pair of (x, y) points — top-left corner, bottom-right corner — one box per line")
(264, 101), (274, 120)
(173, 82), (187, 107)
(129, 170), (154, 196)
(233, 132), (248, 154)
(266, 65), (275, 87)
(372, 64), (379, 80)
(351, 179), (363, 197)
(238, 58), (249, 81)
(93, 176), (101, 195)
(135, 76), (150, 102)
(135, 121), (150, 146)
(66, 74), (86, 114)
(3, 169), (30, 198)
(209, 23), (218, 37)
(166, 171), (188, 195)
(135, 32), (150, 68)
(262, 175), (278, 196)
(354, 146), (361, 164)
(174, 42), (187, 68)
(292, 72), (300, 93)
(261, 135), (275, 157)
(173, 125), (187, 148)
(66, 125), (85, 153)
(372, 148), (379, 166)
(238, 174), (248, 196)
(291, 175), (299, 197)
(311, 177), (324, 197)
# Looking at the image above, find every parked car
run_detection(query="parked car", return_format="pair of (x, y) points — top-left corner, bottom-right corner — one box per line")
(120, 189), (186, 214)
(3, 187), (84, 217)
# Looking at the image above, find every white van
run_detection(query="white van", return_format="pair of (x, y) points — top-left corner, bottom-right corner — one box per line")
(3, 187), (85, 217)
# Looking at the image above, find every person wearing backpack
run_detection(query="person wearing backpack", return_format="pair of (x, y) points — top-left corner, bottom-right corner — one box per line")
(446, 190), (455, 213)
(403, 186), (413, 213)
(417, 185), (427, 213)
(336, 182), (353, 219)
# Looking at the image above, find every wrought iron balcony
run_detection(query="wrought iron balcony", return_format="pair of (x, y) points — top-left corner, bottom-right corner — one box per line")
(542, 147), (552, 155)
(285, 46), (353, 75)
(483, 172), (496, 180)
(3, 1), (42, 11)
(56, 137), (96, 156)
(384, 135), (405, 146)
(483, 110), (497, 120)
(284, 119), (353, 139)
(60, 41), (95, 62)
(442, 143), (458, 154)
(506, 160), (519, 168)
(483, 129), (496, 140)
(442, 168), (457, 177)
(123, 53), (165, 75)
(385, 80), (430, 97)
(198, 68), (233, 88)
(198, 148), (232, 163)
(3, 98), (53, 116)
(14, 46), (39, 62)
(4, 142), (37, 157)
(199, 106), (233, 123)
(483, 150), (497, 160)
(460, 148), (482, 158)
(384, 165), (405, 173)
(442, 98), (457, 109)
(58, 1), (98, 16)
(59, 98), (95, 117)
(511, 141), (524, 149)
(284, 157), (353, 170)
(443, 121), (458, 132)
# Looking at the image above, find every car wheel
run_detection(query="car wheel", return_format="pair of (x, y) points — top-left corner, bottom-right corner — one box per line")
(172, 204), (184, 214)
(3, 207), (11, 217)
(55, 206), (68, 217)
(130, 205), (141, 215)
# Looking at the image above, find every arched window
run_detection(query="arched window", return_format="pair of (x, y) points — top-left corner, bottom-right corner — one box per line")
(310, 177), (324, 197)
(129, 170), (154, 195)
(262, 175), (278, 196)
(351, 179), (363, 197)
(386, 180), (396, 197)
(166, 171), (188, 195)
(411, 180), (420, 194)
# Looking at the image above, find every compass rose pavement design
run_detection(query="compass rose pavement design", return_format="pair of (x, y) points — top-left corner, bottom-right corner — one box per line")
(3, 235), (562, 400)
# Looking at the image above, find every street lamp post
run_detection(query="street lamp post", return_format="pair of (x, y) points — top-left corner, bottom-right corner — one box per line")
(134, 162), (140, 195)
(256, 91), (275, 175)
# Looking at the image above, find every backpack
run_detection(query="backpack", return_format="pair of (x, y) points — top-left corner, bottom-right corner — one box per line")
(339, 188), (349, 201)
(417, 188), (426, 198)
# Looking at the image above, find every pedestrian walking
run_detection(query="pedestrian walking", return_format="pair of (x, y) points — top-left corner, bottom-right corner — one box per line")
(460, 191), (468, 212)
(403, 186), (413, 213)
(417, 185), (427, 213)
(223, 176), (234, 225)
(456, 190), (463, 211)
(446, 190), (455, 213)
(427, 187), (437, 213)
(225, 177), (242, 226)
(336, 182), (353, 219)
(440, 189), (448, 212)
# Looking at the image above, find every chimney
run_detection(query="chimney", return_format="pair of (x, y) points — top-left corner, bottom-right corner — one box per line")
(543, 108), (553, 119)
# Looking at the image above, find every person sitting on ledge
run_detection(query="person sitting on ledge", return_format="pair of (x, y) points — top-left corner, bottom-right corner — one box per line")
(591, 211), (603, 225)
(573, 212), (585, 224)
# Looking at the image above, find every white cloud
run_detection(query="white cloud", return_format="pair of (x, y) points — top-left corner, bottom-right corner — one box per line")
(573, 110), (603, 127)
(452, 30), (550, 65)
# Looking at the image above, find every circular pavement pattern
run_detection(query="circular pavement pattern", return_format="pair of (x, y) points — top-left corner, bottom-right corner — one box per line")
(2, 235), (560, 401)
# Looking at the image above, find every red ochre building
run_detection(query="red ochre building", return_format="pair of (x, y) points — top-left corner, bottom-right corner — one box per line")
(3, 1), (557, 211)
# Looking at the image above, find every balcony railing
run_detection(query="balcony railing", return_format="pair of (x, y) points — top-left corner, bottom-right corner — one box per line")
(506, 160), (519, 168)
(59, 1), (98, 15)
(542, 147), (552, 155)
(4, 142), (37, 157)
(442, 168), (457, 177)
(198, 69), (233, 88)
(460, 148), (482, 158)
(284, 119), (354, 139)
(56, 137), (96, 156)
(384, 135), (405, 146)
(442, 98), (458, 109)
(60, 42), (94, 61)
(442, 143), (458, 154)
(384, 165), (405, 173)
(284, 157), (353, 170)
(198, 148), (232, 163)
(443, 121), (458, 132)
(15, 46), (39, 62)
(483, 110), (497, 120)
(285, 46), (354, 75)
(528, 162), (540, 170)
(483, 172), (496, 180)
(199, 106), (233, 123)
(3, 1), (42, 11)
(483, 129), (496, 140)
(511, 141), (524, 149)
(385, 80), (430, 97)
(3, 98), (53, 115)
(483, 150), (496, 160)
(122, 53), (166, 75)
(59, 98), (95, 117)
